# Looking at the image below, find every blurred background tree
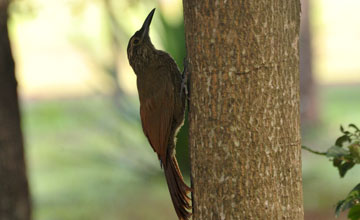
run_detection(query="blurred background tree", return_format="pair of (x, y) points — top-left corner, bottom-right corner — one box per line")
(0, 1), (31, 219)
(4, 0), (360, 219)
(300, 0), (317, 125)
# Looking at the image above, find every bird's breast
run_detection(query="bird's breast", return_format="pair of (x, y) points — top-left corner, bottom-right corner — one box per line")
(136, 70), (168, 102)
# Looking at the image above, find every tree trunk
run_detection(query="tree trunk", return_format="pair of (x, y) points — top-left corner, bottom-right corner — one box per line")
(0, 2), (32, 219)
(183, 1), (303, 219)
(299, 0), (317, 124)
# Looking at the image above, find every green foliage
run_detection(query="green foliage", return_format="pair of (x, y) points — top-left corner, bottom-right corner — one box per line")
(303, 124), (360, 219)
(330, 124), (360, 177)
(336, 184), (360, 219)
(349, 205), (360, 220)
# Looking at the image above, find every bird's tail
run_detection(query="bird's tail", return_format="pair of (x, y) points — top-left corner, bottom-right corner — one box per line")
(164, 154), (192, 220)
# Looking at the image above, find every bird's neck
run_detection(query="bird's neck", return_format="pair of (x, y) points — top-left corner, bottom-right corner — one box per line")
(132, 44), (159, 76)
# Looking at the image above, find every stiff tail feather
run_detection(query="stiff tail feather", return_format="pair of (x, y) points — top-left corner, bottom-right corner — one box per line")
(164, 155), (192, 220)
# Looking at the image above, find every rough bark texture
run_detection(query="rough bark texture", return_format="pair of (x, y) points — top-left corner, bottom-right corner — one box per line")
(0, 2), (32, 219)
(183, 1), (303, 219)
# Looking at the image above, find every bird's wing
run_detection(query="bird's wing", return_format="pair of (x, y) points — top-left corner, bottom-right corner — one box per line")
(139, 73), (174, 165)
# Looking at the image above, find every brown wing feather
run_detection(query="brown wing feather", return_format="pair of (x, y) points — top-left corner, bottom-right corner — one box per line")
(139, 78), (174, 165)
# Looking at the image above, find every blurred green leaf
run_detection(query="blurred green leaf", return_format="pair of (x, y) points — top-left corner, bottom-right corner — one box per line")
(349, 143), (360, 163)
(327, 145), (350, 157)
(349, 124), (360, 132)
(336, 200), (348, 218)
(338, 161), (355, 177)
(327, 145), (354, 177)
(348, 204), (360, 220)
(340, 125), (345, 133)
(302, 124), (360, 218)
(335, 184), (360, 218)
(335, 134), (351, 147)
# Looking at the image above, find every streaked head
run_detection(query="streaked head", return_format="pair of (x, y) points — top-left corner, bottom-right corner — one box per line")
(127, 8), (156, 71)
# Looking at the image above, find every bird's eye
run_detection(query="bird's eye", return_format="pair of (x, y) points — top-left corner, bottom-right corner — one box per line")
(133, 38), (140, 45)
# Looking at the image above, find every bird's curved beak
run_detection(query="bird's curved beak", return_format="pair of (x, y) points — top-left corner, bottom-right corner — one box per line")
(140, 8), (155, 40)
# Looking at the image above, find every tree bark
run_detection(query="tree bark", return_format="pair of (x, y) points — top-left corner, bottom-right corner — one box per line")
(183, 1), (303, 219)
(0, 2), (32, 219)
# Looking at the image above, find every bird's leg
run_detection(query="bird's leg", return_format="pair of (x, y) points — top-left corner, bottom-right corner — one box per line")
(180, 57), (190, 101)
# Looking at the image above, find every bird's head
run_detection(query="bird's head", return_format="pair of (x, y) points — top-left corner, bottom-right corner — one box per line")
(127, 8), (156, 72)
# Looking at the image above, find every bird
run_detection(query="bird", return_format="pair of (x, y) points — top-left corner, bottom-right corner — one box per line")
(127, 8), (192, 220)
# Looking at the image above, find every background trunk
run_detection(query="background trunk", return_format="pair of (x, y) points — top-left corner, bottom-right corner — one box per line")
(183, 1), (304, 219)
(300, 0), (317, 124)
(0, 2), (32, 219)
